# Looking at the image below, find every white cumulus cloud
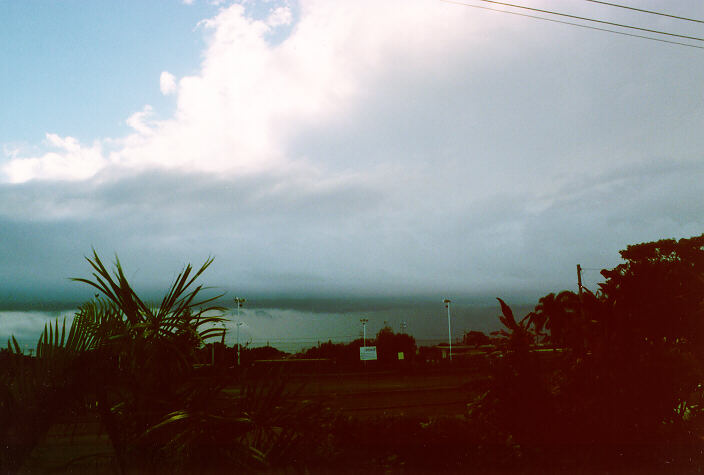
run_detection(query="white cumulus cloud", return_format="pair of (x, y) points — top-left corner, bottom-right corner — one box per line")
(160, 71), (177, 95)
(2, 133), (106, 183)
(125, 105), (156, 136)
(266, 6), (292, 27)
(2, 0), (493, 181)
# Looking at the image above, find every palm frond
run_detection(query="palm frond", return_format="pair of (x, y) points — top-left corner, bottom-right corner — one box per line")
(497, 297), (519, 331)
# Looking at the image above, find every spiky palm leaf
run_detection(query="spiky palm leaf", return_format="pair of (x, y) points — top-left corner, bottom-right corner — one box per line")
(141, 374), (331, 472)
(1, 314), (95, 472)
(2, 251), (228, 473)
(71, 250), (225, 341)
(67, 251), (231, 471)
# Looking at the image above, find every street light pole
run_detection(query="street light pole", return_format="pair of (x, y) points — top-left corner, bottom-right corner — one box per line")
(234, 297), (246, 319)
(234, 297), (246, 367)
(444, 299), (452, 361)
(236, 322), (243, 366)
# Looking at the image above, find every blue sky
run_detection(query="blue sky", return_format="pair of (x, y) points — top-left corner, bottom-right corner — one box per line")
(1, 0), (703, 307)
(0, 0), (215, 144)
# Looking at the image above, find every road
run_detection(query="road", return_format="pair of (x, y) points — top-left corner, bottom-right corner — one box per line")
(288, 368), (487, 418)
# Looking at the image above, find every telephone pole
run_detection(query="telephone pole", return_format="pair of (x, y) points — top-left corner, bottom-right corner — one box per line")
(577, 264), (583, 298)
(444, 299), (452, 361)
(577, 264), (584, 325)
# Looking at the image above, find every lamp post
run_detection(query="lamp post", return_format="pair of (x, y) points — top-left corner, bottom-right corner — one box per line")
(360, 318), (368, 347)
(444, 299), (452, 361)
(234, 297), (246, 318)
(236, 322), (244, 366)
(234, 297), (246, 366)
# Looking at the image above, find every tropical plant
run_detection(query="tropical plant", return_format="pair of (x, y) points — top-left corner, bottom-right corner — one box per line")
(2, 251), (334, 473)
(1, 251), (227, 471)
(491, 297), (536, 351)
(468, 298), (556, 452)
(62, 251), (226, 471)
(1, 317), (97, 472)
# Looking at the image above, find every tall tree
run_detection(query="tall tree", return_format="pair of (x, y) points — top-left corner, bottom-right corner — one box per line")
(599, 234), (704, 352)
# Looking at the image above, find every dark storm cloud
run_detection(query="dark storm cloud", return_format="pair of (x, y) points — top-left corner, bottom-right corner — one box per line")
(2, 152), (702, 308)
(0, 169), (388, 304)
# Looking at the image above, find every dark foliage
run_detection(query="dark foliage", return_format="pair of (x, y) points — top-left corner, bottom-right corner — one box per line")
(467, 234), (704, 471)
(297, 326), (416, 368)
(1, 252), (330, 473)
(463, 330), (491, 347)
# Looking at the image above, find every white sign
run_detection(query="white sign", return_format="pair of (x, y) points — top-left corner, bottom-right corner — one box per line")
(359, 346), (377, 361)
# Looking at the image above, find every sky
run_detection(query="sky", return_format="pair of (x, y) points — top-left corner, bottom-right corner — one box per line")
(1, 0), (703, 308)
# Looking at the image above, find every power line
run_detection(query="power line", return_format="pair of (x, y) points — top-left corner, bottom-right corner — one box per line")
(440, 0), (704, 50)
(582, 0), (704, 24)
(470, 0), (704, 41)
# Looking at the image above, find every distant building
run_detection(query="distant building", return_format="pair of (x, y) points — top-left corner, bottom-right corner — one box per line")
(435, 343), (491, 360)
(435, 343), (467, 359)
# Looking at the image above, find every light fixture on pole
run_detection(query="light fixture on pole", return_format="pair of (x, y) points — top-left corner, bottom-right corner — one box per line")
(234, 297), (246, 318)
(360, 318), (368, 347)
(444, 298), (452, 361)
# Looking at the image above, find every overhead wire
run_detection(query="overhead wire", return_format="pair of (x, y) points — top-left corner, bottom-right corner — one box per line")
(582, 0), (704, 24)
(439, 0), (704, 50)
(463, 0), (704, 42)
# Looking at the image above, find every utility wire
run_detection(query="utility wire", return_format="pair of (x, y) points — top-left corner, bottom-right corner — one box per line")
(583, 0), (704, 24)
(446, 0), (704, 42)
(440, 0), (704, 50)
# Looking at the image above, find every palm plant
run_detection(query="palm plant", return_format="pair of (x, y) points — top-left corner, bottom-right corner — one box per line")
(2, 251), (332, 472)
(142, 375), (332, 473)
(68, 251), (227, 471)
(1, 251), (226, 473)
(492, 297), (536, 351)
(469, 299), (556, 448)
(1, 319), (94, 472)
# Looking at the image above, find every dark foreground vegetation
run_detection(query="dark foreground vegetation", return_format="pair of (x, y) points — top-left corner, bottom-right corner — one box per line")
(2, 234), (704, 473)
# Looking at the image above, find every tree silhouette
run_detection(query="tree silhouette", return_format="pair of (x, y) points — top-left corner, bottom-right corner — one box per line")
(374, 325), (416, 363)
(599, 234), (704, 353)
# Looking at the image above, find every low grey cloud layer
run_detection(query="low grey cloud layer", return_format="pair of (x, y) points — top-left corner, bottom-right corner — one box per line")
(1, 0), (703, 307)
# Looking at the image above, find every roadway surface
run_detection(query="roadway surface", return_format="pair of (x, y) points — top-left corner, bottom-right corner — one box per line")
(288, 368), (487, 418)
